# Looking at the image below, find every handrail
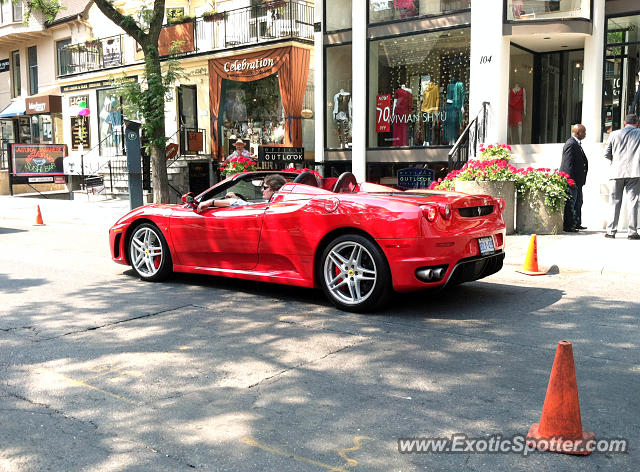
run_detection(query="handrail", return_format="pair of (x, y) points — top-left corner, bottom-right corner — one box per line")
(448, 101), (489, 171)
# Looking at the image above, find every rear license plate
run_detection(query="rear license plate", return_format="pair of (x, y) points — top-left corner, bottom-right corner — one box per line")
(478, 236), (495, 255)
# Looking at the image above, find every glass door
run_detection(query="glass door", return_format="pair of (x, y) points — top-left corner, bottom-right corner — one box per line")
(178, 85), (197, 155)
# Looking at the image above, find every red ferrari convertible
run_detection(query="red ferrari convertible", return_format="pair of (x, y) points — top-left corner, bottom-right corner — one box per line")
(109, 171), (506, 311)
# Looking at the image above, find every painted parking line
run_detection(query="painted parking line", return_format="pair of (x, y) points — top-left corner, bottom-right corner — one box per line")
(241, 436), (350, 472)
(336, 436), (374, 467)
(37, 369), (137, 405)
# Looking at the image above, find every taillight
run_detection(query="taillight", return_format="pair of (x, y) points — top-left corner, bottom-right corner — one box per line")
(438, 203), (452, 219)
(421, 205), (438, 222)
(496, 198), (505, 213)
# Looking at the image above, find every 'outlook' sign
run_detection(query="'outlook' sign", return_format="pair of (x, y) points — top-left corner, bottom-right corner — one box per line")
(398, 167), (434, 190)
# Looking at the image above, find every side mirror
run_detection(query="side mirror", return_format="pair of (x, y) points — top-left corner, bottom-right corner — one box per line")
(182, 192), (197, 208)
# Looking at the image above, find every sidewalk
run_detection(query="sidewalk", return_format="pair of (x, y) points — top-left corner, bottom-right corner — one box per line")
(1, 195), (638, 275)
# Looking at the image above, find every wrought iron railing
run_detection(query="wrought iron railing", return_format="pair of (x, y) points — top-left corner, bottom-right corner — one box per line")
(447, 101), (489, 171)
(57, 1), (313, 77)
(57, 34), (125, 77)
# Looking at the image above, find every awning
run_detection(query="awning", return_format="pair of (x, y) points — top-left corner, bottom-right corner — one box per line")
(0, 99), (25, 118)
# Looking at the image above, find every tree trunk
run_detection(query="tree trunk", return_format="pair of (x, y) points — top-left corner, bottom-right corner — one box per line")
(146, 50), (170, 204)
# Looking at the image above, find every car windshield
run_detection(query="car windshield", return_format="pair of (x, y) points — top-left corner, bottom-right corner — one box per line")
(198, 172), (298, 204)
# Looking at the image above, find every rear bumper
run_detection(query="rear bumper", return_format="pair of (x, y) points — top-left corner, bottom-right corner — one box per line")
(380, 230), (506, 292)
(443, 252), (505, 287)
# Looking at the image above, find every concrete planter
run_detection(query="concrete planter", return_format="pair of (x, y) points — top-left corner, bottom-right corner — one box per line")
(455, 180), (516, 234)
(516, 192), (563, 235)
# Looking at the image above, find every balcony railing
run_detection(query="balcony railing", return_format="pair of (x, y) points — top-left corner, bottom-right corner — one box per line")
(505, 0), (590, 22)
(57, 0), (313, 77)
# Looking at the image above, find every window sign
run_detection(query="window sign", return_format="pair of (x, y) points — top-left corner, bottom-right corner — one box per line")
(397, 167), (434, 189)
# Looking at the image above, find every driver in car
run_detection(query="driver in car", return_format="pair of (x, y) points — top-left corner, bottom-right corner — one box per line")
(197, 174), (286, 212)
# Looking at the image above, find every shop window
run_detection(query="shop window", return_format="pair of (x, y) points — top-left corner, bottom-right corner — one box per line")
(368, 28), (470, 148)
(326, 0), (352, 31)
(11, 50), (20, 98)
(30, 115), (53, 144)
(603, 14), (640, 139)
(325, 44), (352, 150)
(506, 0), (589, 22)
(369, 0), (470, 24)
(220, 75), (285, 157)
(28, 46), (37, 95)
(97, 90), (123, 154)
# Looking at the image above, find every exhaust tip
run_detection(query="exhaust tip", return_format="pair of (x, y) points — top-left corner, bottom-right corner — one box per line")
(415, 266), (448, 283)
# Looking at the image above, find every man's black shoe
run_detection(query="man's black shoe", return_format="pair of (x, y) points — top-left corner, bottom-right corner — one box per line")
(576, 225), (587, 230)
(563, 227), (579, 232)
(604, 233), (616, 239)
(628, 233), (640, 240)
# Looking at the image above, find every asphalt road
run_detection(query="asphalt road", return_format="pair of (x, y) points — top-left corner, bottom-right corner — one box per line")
(0, 208), (638, 471)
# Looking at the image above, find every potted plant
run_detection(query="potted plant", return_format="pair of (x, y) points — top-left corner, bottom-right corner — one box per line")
(84, 37), (100, 49)
(264, 0), (287, 9)
(514, 168), (573, 235)
(167, 13), (194, 25)
(432, 144), (518, 234)
(219, 156), (258, 178)
(203, 9), (225, 22)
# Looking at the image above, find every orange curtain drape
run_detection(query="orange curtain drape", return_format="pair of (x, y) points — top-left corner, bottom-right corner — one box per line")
(208, 46), (310, 160)
(278, 47), (310, 147)
(209, 47), (291, 160)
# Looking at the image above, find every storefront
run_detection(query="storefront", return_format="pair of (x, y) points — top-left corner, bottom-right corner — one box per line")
(208, 45), (311, 160)
(321, 2), (471, 185)
(24, 95), (63, 145)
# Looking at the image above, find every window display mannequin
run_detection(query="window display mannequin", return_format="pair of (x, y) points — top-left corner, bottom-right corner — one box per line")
(394, 0), (417, 18)
(101, 95), (122, 147)
(333, 88), (352, 148)
(421, 78), (439, 146)
(393, 84), (412, 147)
(628, 71), (640, 116)
(508, 83), (526, 144)
(444, 77), (465, 144)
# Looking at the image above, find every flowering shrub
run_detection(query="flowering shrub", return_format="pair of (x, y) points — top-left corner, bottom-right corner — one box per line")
(430, 160), (574, 214)
(514, 168), (573, 214)
(477, 143), (512, 161)
(429, 159), (519, 191)
(220, 156), (257, 176)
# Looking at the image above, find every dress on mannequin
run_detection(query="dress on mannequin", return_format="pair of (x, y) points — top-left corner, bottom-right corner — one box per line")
(508, 85), (525, 144)
(333, 89), (352, 148)
(443, 80), (464, 144)
(421, 82), (439, 113)
(393, 86), (412, 147)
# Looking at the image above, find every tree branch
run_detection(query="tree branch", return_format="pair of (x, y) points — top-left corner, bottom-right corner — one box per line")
(148, 0), (166, 41)
(92, 0), (146, 45)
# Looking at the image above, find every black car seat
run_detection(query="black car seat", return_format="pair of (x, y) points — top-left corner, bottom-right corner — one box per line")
(332, 172), (358, 193)
(292, 171), (320, 187)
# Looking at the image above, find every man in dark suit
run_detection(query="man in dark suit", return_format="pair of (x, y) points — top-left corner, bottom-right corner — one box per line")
(560, 124), (588, 232)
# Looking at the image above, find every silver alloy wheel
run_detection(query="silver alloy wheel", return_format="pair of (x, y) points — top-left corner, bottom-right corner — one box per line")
(130, 226), (164, 278)
(323, 240), (378, 305)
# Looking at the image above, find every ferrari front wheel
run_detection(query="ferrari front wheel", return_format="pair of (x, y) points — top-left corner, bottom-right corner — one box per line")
(128, 223), (172, 281)
(319, 234), (391, 312)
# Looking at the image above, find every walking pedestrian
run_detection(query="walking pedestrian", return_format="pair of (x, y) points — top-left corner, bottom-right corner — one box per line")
(560, 124), (588, 232)
(603, 114), (640, 239)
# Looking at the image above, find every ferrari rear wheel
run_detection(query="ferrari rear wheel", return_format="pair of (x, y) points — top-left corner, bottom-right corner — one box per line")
(128, 223), (172, 281)
(320, 234), (391, 312)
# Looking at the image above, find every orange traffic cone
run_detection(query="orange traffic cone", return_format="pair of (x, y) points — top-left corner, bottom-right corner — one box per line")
(526, 341), (594, 455)
(516, 234), (546, 275)
(34, 205), (45, 226)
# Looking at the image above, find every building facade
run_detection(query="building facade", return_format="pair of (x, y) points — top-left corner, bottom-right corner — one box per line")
(315, 0), (640, 229)
(0, 0), (315, 198)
